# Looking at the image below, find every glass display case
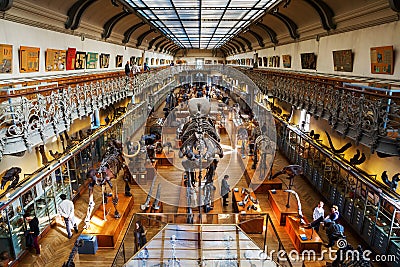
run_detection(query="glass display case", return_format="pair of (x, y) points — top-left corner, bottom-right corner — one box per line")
(272, 115), (400, 260)
(0, 101), (147, 260)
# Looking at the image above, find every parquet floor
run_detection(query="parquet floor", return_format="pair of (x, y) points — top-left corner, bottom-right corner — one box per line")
(16, 98), (365, 267)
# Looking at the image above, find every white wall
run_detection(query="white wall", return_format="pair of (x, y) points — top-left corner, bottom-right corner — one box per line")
(228, 21), (400, 79)
(0, 20), (173, 79)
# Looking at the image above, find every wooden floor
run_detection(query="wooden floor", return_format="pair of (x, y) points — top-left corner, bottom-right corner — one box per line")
(17, 98), (365, 267)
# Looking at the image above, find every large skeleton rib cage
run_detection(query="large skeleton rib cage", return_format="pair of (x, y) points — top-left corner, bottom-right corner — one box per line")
(178, 98), (223, 213)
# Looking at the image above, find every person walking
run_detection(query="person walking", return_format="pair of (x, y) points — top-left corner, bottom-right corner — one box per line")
(57, 194), (78, 239)
(23, 213), (40, 255)
(221, 175), (230, 206)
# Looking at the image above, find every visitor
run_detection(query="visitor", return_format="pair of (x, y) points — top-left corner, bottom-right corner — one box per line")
(23, 213), (40, 255)
(57, 194), (78, 239)
(125, 61), (130, 77)
(134, 221), (147, 252)
(307, 205), (339, 230)
(312, 201), (325, 232)
(221, 175), (230, 206)
(325, 221), (345, 248)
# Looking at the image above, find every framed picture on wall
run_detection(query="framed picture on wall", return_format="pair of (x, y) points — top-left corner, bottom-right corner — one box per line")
(19, 46), (40, 72)
(205, 60), (212, 64)
(86, 52), (98, 69)
(370, 46), (394, 75)
(258, 57), (262, 67)
(300, 53), (317, 70)
(66, 48), (76, 70)
(332, 49), (353, 72)
(100, 53), (110, 68)
(263, 57), (268, 67)
(116, 55), (123, 67)
(0, 44), (12, 73)
(75, 51), (86, 69)
(130, 56), (135, 66)
(282, 55), (291, 68)
(268, 57), (273, 67)
(45, 49), (66, 71)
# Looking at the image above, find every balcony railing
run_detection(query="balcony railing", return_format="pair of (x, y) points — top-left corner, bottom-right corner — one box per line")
(238, 68), (400, 156)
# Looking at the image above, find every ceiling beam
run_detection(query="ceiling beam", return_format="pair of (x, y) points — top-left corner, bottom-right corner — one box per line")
(163, 43), (175, 53)
(231, 39), (246, 52)
(122, 22), (146, 44)
(154, 39), (169, 51)
(102, 11), (130, 39)
(136, 29), (157, 47)
(159, 41), (171, 52)
(389, 0), (400, 12)
(148, 35), (164, 50)
(304, 0), (336, 31)
(0, 0), (13, 11)
(248, 30), (265, 48)
(223, 44), (235, 54)
(219, 48), (228, 57)
(270, 11), (299, 39)
(228, 41), (242, 53)
(236, 36), (252, 51)
(65, 0), (98, 30)
(254, 24), (277, 45)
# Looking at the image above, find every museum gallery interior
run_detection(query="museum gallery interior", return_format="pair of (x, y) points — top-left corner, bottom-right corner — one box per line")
(0, 0), (400, 266)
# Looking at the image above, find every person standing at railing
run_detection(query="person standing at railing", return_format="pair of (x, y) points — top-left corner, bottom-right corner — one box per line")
(125, 61), (130, 78)
(23, 213), (40, 255)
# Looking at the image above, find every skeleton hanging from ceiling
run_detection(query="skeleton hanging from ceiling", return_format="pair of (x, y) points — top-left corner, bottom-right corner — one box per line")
(83, 139), (140, 229)
(179, 98), (223, 213)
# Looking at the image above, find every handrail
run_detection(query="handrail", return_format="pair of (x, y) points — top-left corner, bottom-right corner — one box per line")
(271, 110), (400, 209)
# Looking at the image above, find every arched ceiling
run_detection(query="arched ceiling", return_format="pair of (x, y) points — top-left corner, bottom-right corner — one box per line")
(4, 0), (398, 54)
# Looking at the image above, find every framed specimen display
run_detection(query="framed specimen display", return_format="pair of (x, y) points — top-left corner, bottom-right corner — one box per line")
(258, 57), (262, 67)
(301, 53), (317, 70)
(66, 48), (76, 70)
(262, 57), (267, 67)
(274, 56), (280, 67)
(45, 49), (66, 71)
(332, 49), (353, 72)
(370, 46), (394, 75)
(269, 57), (273, 67)
(75, 51), (86, 69)
(282, 55), (291, 68)
(205, 60), (212, 64)
(0, 44), (12, 73)
(86, 52), (98, 69)
(116, 55), (123, 67)
(100, 53), (110, 68)
(19, 46), (40, 72)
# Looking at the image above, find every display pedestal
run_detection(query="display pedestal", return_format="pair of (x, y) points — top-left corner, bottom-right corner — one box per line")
(155, 151), (174, 166)
(82, 193), (134, 248)
(285, 216), (323, 253)
(232, 188), (263, 233)
(268, 190), (298, 226)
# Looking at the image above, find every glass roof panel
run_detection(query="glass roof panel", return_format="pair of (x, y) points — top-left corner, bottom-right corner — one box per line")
(126, 0), (280, 49)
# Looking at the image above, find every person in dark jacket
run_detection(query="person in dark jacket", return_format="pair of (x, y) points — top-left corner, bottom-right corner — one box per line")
(221, 175), (230, 206)
(134, 221), (147, 252)
(24, 213), (40, 254)
(325, 221), (345, 247)
(125, 61), (130, 77)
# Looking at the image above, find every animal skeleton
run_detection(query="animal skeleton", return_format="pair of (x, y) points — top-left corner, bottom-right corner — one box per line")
(83, 139), (140, 229)
(179, 98), (224, 213)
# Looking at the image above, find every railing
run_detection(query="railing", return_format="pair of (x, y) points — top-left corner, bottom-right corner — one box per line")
(111, 213), (291, 267)
(237, 67), (400, 155)
(0, 67), (177, 159)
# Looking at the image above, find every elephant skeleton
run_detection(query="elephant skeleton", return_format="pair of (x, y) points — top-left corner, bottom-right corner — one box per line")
(83, 139), (140, 229)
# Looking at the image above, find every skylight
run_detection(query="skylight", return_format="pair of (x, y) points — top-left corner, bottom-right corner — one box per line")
(125, 0), (280, 49)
